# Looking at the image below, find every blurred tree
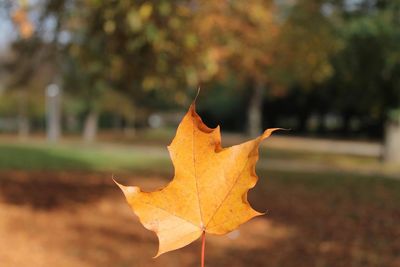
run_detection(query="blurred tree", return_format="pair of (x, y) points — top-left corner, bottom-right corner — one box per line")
(191, 0), (340, 136)
(3, 0), (398, 142)
(3, 0), (198, 141)
(59, 0), (202, 141)
(2, 0), (66, 138)
(330, 0), (400, 158)
(2, 0), (32, 138)
(324, 0), (400, 136)
(3, 0), (341, 139)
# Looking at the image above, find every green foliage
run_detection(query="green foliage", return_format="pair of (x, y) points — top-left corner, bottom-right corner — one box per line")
(327, 0), (400, 125)
(0, 89), (44, 118)
(62, 0), (196, 108)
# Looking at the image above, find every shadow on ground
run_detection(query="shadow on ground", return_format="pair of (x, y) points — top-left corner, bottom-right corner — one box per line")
(0, 170), (399, 267)
(0, 171), (113, 209)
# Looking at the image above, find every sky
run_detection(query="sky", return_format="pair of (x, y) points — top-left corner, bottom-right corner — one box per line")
(0, 11), (16, 52)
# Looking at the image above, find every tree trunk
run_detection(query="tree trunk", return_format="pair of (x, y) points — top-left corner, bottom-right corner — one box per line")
(341, 110), (352, 136)
(247, 81), (264, 137)
(66, 114), (79, 133)
(124, 118), (136, 137)
(297, 111), (309, 133)
(17, 115), (30, 139)
(46, 84), (62, 142)
(17, 90), (29, 139)
(113, 114), (122, 133)
(384, 121), (400, 163)
(83, 110), (99, 142)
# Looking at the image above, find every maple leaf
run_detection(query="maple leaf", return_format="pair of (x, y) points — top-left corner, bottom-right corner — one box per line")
(115, 101), (279, 257)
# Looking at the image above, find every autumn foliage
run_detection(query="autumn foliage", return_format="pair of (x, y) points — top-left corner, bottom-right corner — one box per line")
(115, 100), (278, 257)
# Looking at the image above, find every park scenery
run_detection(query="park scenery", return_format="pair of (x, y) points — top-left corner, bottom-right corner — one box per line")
(0, 1), (400, 267)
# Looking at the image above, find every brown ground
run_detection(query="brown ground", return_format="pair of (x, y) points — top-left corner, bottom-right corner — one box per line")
(0, 171), (399, 267)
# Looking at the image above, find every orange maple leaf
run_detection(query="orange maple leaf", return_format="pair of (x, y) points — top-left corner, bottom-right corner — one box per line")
(115, 101), (279, 257)
(12, 8), (34, 39)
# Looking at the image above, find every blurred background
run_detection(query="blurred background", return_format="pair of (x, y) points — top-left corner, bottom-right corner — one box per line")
(0, 0), (399, 266)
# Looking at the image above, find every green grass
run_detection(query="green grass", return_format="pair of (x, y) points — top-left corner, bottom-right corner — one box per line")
(261, 147), (379, 166)
(262, 169), (400, 201)
(0, 140), (396, 191)
(0, 140), (386, 175)
(0, 142), (169, 172)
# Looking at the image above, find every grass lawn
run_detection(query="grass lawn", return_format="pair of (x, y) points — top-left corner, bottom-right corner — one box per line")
(0, 139), (383, 172)
(0, 142), (169, 173)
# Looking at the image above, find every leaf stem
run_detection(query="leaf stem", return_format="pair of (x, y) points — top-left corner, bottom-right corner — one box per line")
(201, 231), (206, 267)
